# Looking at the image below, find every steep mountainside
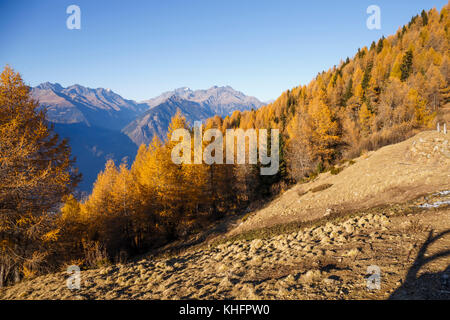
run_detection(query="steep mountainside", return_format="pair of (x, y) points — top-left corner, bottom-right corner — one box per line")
(32, 83), (145, 191)
(1, 130), (449, 300)
(53, 123), (138, 193)
(198, 5), (449, 185)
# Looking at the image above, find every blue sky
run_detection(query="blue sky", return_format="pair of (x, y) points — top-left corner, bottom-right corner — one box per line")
(0, 0), (447, 102)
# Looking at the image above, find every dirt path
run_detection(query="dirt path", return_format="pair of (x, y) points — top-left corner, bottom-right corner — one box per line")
(228, 130), (450, 237)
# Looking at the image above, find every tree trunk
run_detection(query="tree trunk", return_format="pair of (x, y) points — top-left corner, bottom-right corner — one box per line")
(0, 264), (4, 288)
(14, 267), (20, 284)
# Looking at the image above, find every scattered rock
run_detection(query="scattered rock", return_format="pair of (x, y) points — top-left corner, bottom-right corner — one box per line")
(300, 270), (322, 284)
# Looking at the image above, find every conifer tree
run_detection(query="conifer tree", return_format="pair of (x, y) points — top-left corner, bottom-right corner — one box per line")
(421, 9), (429, 26)
(400, 49), (414, 81)
(0, 66), (79, 285)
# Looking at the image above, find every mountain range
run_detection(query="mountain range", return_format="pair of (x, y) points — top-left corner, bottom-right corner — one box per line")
(31, 83), (264, 191)
(124, 85), (263, 145)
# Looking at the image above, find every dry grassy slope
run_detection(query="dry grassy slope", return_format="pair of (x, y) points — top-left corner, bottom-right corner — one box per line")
(1, 129), (450, 300)
(229, 130), (450, 237)
(1, 199), (449, 300)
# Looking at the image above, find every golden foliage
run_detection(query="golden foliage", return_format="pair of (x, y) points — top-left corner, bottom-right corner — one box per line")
(0, 66), (79, 286)
(2, 4), (449, 284)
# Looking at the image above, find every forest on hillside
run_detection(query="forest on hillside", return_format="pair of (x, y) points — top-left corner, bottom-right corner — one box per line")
(0, 5), (449, 286)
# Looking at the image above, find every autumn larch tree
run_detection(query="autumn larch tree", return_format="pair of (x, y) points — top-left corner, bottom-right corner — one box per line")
(0, 66), (79, 286)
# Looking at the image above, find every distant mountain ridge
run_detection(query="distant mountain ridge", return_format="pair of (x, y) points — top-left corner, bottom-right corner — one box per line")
(128, 86), (264, 145)
(143, 85), (262, 113)
(31, 83), (263, 190)
(31, 83), (263, 138)
(123, 95), (214, 146)
(31, 82), (148, 130)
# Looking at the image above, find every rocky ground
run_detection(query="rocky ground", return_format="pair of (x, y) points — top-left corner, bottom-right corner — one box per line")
(1, 191), (449, 300)
(1, 129), (449, 300)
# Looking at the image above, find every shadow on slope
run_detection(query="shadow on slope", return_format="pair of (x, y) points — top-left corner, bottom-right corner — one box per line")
(389, 229), (450, 300)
